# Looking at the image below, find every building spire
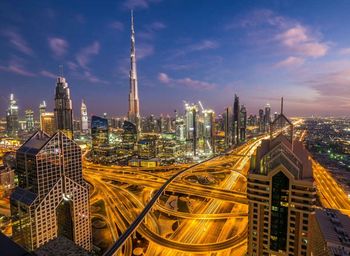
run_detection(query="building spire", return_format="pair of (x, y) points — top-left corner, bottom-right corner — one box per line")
(128, 9), (141, 137)
(281, 97), (284, 115)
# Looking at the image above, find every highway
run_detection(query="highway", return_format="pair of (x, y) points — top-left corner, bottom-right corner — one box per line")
(297, 129), (350, 216)
(83, 137), (264, 256)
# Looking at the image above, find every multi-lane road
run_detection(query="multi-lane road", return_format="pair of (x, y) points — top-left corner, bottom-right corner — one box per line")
(84, 137), (263, 256)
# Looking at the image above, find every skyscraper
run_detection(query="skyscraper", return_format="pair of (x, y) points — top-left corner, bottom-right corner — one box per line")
(81, 100), (88, 134)
(40, 112), (56, 136)
(247, 102), (316, 256)
(258, 108), (264, 133)
(239, 105), (247, 142)
(6, 93), (19, 136)
(91, 115), (109, 154)
(54, 77), (73, 138)
(39, 100), (46, 118)
(265, 103), (271, 128)
(233, 94), (240, 144)
(223, 106), (232, 148)
(128, 10), (141, 135)
(185, 103), (198, 156)
(10, 131), (92, 252)
(39, 100), (46, 130)
(25, 109), (34, 132)
(203, 109), (215, 153)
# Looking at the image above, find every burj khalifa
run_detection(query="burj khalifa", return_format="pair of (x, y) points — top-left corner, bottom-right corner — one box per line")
(128, 10), (141, 135)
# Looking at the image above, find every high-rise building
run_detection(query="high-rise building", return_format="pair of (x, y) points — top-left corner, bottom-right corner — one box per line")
(247, 103), (316, 256)
(40, 112), (56, 136)
(10, 131), (92, 252)
(233, 94), (240, 144)
(185, 103), (198, 156)
(25, 109), (34, 132)
(6, 93), (19, 136)
(265, 103), (271, 127)
(258, 108), (264, 133)
(39, 101), (46, 118)
(310, 208), (350, 255)
(122, 121), (137, 150)
(81, 100), (88, 134)
(239, 105), (247, 142)
(223, 106), (232, 148)
(175, 114), (185, 142)
(203, 109), (215, 154)
(39, 100), (47, 130)
(91, 115), (109, 154)
(128, 11), (141, 136)
(54, 77), (73, 138)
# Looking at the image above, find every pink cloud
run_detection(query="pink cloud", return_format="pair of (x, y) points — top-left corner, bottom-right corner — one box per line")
(40, 70), (57, 79)
(76, 41), (100, 68)
(277, 25), (328, 58)
(2, 29), (33, 55)
(83, 70), (109, 84)
(110, 21), (124, 31)
(48, 37), (68, 57)
(276, 56), (304, 68)
(158, 72), (216, 90)
(136, 44), (154, 59)
(0, 58), (35, 77)
(339, 48), (350, 55)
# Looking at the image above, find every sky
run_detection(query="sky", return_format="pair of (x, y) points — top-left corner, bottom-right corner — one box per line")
(1, 0), (350, 118)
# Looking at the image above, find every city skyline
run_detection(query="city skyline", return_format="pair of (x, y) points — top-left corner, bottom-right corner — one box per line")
(1, 1), (350, 117)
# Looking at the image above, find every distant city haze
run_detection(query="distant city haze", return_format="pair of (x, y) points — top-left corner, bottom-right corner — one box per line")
(1, 1), (349, 116)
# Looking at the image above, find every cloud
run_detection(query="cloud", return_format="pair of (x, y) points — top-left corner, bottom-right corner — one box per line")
(122, 0), (162, 9)
(2, 29), (33, 55)
(158, 72), (216, 90)
(227, 9), (287, 30)
(137, 44), (154, 59)
(83, 70), (109, 84)
(146, 21), (166, 30)
(232, 9), (328, 60)
(339, 48), (350, 55)
(110, 21), (124, 31)
(67, 61), (79, 71)
(76, 41), (100, 69)
(0, 57), (35, 77)
(305, 68), (350, 97)
(277, 25), (328, 58)
(190, 40), (219, 51)
(48, 37), (68, 57)
(276, 56), (304, 68)
(40, 70), (57, 79)
(138, 21), (166, 41)
(172, 39), (219, 58)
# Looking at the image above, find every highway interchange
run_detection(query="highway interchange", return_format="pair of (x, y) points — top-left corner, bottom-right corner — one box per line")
(1, 120), (350, 255)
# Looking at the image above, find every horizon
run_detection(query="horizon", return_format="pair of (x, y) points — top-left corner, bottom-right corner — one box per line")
(1, 0), (350, 117)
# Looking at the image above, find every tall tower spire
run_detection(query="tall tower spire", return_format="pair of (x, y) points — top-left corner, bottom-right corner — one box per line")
(128, 9), (141, 136)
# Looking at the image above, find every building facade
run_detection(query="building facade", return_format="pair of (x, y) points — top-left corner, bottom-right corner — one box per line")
(248, 113), (316, 256)
(25, 109), (34, 132)
(80, 100), (88, 134)
(54, 77), (73, 138)
(6, 93), (19, 136)
(40, 112), (56, 136)
(10, 131), (92, 252)
(310, 208), (350, 256)
(233, 94), (240, 145)
(128, 11), (141, 135)
(91, 115), (109, 155)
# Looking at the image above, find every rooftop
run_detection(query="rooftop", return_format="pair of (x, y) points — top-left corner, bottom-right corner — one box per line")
(35, 236), (91, 256)
(315, 208), (350, 252)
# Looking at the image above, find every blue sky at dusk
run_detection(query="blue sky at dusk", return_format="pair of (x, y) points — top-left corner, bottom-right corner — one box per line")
(1, 0), (350, 118)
